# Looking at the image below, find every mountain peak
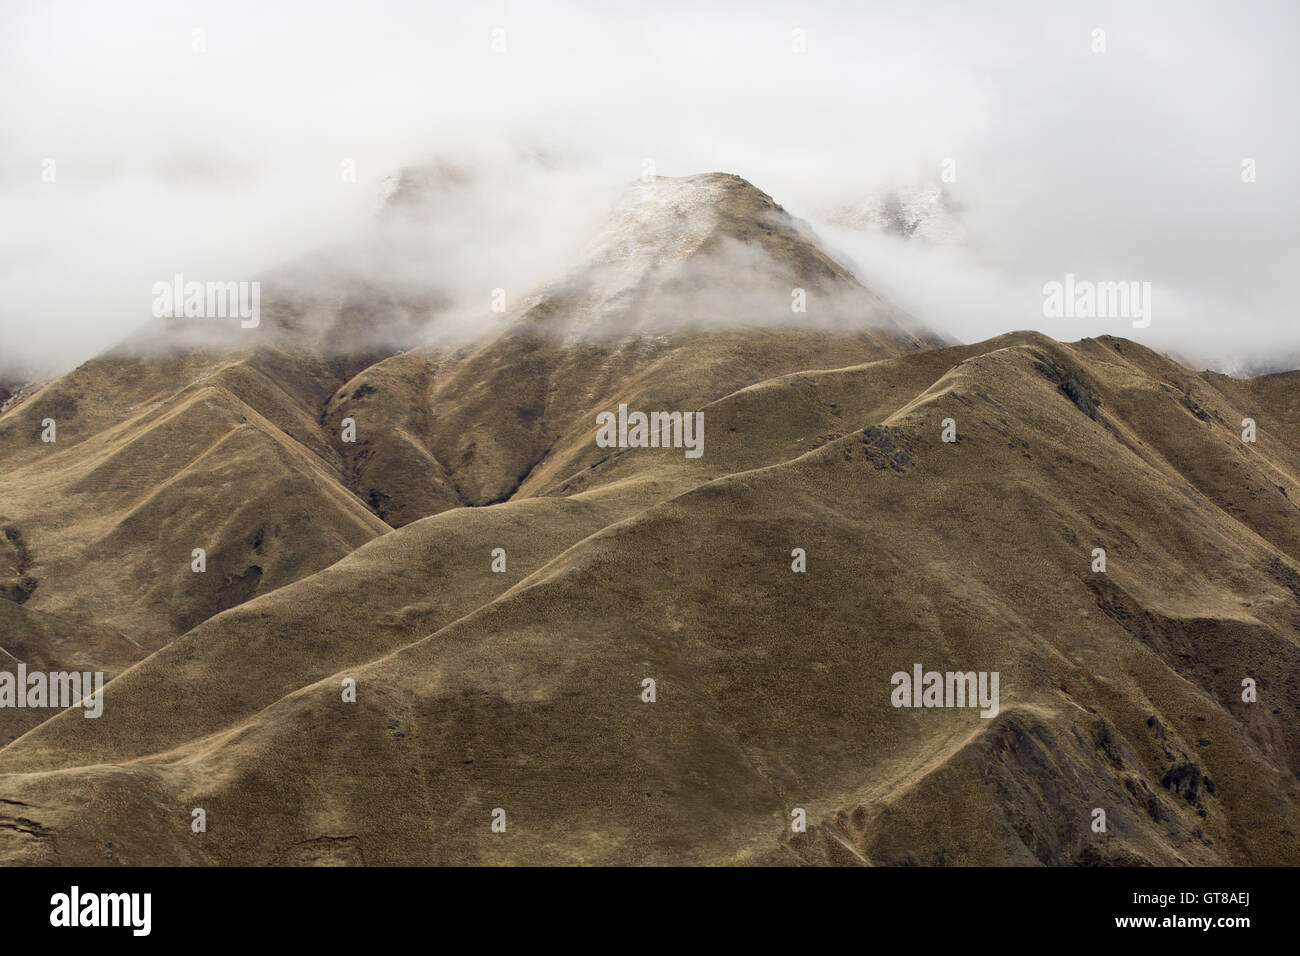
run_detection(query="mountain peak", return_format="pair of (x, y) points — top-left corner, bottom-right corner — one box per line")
(510, 172), (932, 345)
(578, 172), (789, 264)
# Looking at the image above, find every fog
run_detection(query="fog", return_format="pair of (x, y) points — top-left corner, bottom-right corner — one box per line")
(1, 0), (1296, 378)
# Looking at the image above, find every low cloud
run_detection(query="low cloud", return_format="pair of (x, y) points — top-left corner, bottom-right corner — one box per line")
(1, 0), (1296, 376)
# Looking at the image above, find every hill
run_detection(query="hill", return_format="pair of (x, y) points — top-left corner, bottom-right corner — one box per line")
(0, 175), (1295, 866)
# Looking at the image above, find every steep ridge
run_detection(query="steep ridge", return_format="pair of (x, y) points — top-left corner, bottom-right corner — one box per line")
(0, 347), (392, 649)
(0, 152), (516, 653)
(0, 332), (1296, 865)
(0, 196), (465, 650)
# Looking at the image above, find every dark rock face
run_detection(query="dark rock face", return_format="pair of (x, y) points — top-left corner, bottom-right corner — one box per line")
(0, 526), (36, 605)
(859, 425), (916, 472)
(1162, 761), (1213, 806)
(1032, 358), (1101, 420)
(1059, 379), (1099, 420)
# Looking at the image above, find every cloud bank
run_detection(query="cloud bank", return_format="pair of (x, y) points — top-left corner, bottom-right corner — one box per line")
(1, 0), (1296, 375)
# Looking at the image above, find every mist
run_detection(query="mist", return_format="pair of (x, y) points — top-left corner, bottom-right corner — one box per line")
(2, 0), (1296, 378)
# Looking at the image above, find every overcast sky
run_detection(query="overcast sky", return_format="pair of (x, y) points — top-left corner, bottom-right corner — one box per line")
(2, 0), (1297, 374)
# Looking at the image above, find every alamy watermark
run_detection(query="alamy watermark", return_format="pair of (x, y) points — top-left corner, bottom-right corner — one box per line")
(891, 664), (999, 718)
(596, 403), (704, 458)
(50, 886), (150, 936)
(0, 665), (104, 718)
(1042, 273), (1151, 329)
(152, 273), (260, 328)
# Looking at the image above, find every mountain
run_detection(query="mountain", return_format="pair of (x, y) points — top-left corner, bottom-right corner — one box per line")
(0, 174), (933, 649)
(327, 172), (941, 525)
(0, 174), (1297, 866)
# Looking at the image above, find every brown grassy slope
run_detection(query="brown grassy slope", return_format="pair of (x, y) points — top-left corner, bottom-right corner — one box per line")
(0, 601), (142, 746)
(323, 173), (937, 525)
(0, 347), (391, 649)
(0, 332), (1295, 865)
(330, 327), (920, 525)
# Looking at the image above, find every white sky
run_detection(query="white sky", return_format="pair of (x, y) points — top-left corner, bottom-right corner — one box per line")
(1, 0), (1297, 373)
